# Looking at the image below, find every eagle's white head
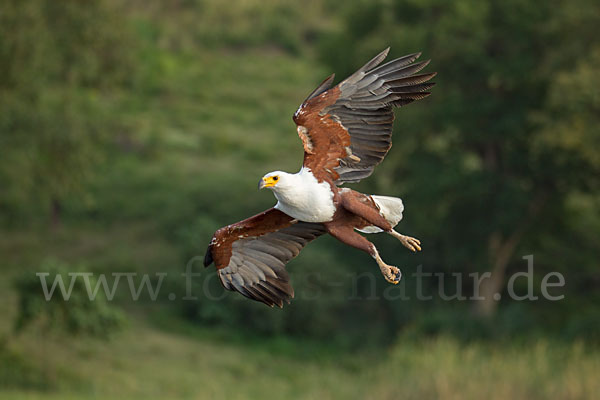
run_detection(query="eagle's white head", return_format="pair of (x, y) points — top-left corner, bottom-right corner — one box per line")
(258, 171), (293, 191)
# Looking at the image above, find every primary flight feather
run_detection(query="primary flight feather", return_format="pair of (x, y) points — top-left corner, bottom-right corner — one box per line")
(204, 48), (435, 307)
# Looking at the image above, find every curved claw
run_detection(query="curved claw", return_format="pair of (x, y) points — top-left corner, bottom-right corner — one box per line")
(384, 265), (402, 284)
(390, 231), (422, 252)
(373, 249), (402, 284)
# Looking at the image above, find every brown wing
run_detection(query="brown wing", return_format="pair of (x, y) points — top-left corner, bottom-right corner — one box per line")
(204, 208), (326, 307)
(293, 48), (436, 184)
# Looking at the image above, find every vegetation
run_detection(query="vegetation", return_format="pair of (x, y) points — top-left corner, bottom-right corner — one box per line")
(0, 0), (598, 398)
(13, 260), (126, 337)
(1, 324), (599, 399)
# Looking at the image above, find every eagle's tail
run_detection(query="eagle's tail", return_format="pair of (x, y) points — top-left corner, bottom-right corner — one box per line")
(356, 195), (404, 234)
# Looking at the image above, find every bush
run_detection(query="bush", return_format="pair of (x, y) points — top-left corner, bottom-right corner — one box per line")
(14, 259), (127, 338)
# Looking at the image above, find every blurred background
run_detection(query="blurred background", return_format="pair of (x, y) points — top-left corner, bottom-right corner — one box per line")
(1, 0), (599, 399)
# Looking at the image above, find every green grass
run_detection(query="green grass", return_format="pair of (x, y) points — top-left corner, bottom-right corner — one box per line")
(1, 319), (598, 400)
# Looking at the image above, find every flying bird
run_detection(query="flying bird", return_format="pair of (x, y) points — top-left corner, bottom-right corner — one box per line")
(204, 48), (435, 307)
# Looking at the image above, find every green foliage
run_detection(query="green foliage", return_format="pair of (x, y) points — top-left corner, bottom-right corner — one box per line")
(0, 339), (54, 391)
(0, 0), (600, 399)
(533, 46), (600, 177)
(1, 0), (598, 343)
(13, 260), (126, 338)
(0, 0), (599, 395)
(0, 0), (135, 224)
(318, 0), (600, 316)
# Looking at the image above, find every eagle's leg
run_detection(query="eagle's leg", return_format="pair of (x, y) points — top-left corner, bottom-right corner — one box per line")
(340, 190), (393, 232)
(372, 247), (402, 284)
(324, 223), (401, 284)
(389, 230), (422, 252)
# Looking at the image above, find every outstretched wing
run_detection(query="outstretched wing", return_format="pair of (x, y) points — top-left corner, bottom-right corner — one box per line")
(293, 48), (436, 185)
(204, 208), (326, 307)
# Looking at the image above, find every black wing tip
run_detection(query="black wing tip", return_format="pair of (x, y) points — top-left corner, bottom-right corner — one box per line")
(223, 272), (294, 308)
(272, 294), (293, 309)
(363, 47), (391, 71)
(203, 244), (214, 267)
(247, 278), (294, 308)
(249, 290), (292, 309)
(399, 51), (422, 64)
(303, 73), (337, 104)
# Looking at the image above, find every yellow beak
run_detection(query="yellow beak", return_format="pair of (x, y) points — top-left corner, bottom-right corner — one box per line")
(259, 176), (277, 189)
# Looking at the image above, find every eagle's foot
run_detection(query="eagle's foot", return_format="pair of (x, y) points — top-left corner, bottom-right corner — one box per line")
(382, 265), (402, 284)
(373, 251), (402, 284)
(390, 230), (421, 252)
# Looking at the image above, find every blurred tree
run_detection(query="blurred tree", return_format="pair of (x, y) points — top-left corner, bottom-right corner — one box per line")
(319, 0), (600, 316)
(0, 0), (134, 227)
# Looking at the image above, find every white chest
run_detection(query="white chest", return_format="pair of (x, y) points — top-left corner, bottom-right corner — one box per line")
(272, 169), (336, 223)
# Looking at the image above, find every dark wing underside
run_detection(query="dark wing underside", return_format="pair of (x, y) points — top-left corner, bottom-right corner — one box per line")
(204, 208), (325, 307)
(294, 48), (436, 184)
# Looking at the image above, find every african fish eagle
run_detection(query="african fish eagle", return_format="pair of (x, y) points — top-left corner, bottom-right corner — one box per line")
(204, 48), (435, 307)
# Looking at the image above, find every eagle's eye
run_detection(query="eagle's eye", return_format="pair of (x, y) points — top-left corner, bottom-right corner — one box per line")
(273, 176), (279, 181)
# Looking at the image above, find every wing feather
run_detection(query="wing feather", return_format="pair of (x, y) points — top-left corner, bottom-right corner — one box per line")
(293, 48), (435, 184)
(204, 208), (325, 307)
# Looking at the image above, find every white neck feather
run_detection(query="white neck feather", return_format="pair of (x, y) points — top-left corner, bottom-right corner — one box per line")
(270, 168), (336, 223)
